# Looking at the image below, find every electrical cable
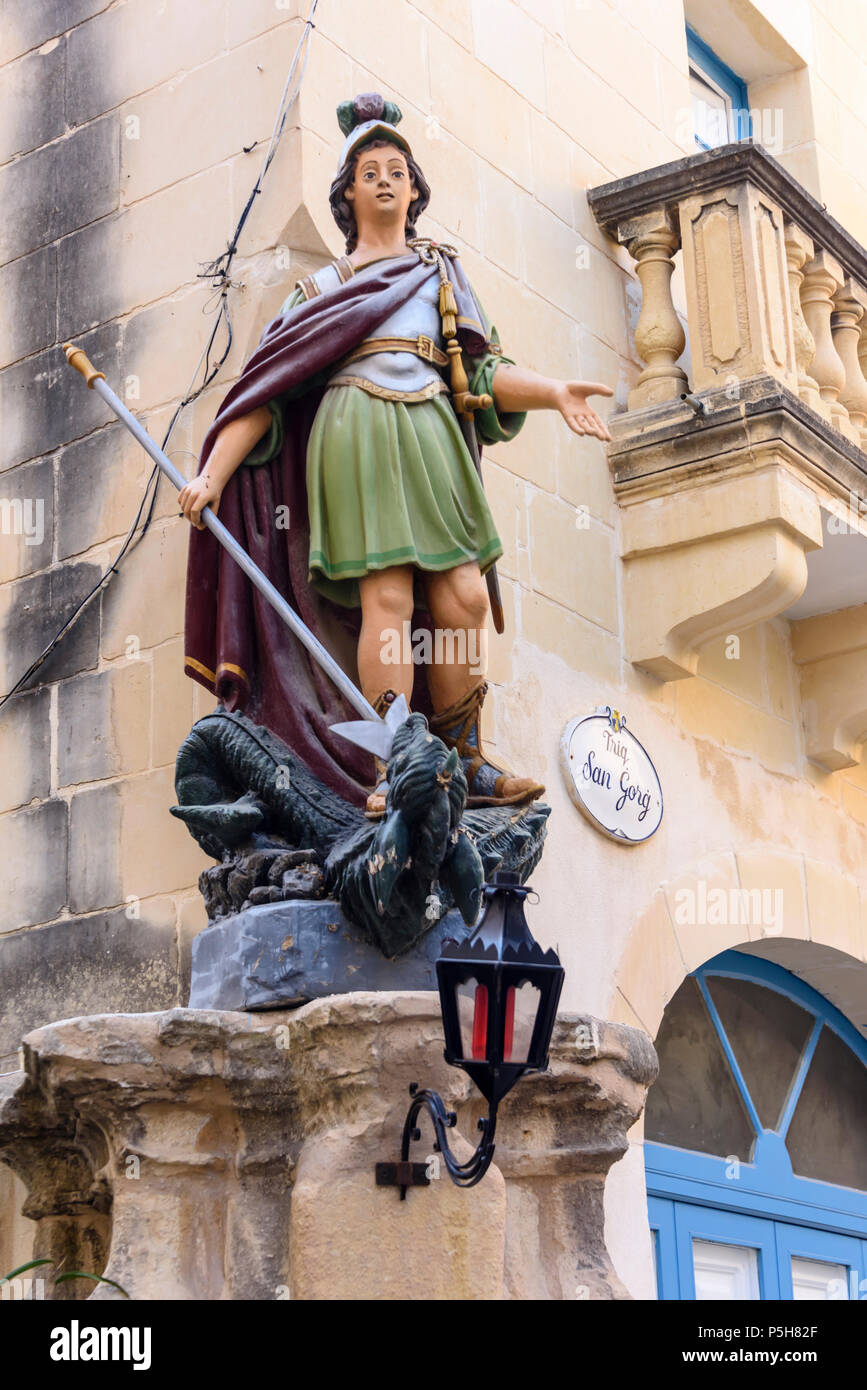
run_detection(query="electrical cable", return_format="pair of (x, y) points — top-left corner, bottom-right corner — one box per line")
(0, 0), (320, 711)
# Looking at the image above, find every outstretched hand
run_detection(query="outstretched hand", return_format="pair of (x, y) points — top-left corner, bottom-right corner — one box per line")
(178, 472), (222, 530)
(557, 381), (614, 441)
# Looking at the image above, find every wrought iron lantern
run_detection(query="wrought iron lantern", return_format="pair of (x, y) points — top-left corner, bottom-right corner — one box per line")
(376, 869), (564, 1198)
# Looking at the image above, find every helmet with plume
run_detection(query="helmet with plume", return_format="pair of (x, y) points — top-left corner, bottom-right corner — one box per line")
(334, 92), (413, 176)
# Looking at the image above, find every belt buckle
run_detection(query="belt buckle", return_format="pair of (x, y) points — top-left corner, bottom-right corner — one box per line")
(417, 335), (435, 363)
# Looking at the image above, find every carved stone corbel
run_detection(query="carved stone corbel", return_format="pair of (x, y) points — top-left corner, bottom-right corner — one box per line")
(621, 480), (820, 681)
(607, 377), (829, 681)
(791, 603), (867, 770)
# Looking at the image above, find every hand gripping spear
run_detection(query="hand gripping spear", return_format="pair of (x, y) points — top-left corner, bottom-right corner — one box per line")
(63, 343), (407, 760)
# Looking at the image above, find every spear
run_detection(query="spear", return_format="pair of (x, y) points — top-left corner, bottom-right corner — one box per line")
(63, 343), (406, 759)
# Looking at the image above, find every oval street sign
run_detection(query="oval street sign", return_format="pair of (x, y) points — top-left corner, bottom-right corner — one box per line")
(560, 707), (663, 844)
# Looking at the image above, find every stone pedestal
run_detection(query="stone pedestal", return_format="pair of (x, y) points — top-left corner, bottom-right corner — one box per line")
(286, 995), (505, 1300)
(0, 996), (656, 1300)
(189, 901), (472, 1011)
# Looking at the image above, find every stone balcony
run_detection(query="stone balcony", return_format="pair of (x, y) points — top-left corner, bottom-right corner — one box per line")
(588, 142), (867, 771)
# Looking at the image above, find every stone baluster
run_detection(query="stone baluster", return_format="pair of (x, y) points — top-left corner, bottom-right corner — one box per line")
(784, 222), (827, 420)
(858, 313), (867, 420)
(801, 250), (859, 443)
(832, 278), (867, 449)
(620, 208), (688, 410)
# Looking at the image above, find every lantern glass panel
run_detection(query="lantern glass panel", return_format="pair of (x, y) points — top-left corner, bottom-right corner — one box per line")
(456, 978), (489, 1061)
(504, 981), (542, 1064)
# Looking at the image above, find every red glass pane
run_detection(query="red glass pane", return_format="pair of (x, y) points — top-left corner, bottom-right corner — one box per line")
(472, 984), (488, 1060)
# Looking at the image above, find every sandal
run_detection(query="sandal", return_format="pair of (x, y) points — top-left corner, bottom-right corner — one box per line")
(429, 680), (545, 808)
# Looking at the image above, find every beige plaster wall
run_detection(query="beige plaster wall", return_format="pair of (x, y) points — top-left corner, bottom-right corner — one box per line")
(2, 0), (867, 1298)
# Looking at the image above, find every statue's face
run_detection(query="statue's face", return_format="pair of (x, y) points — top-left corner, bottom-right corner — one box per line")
(344, 142), (418, 237)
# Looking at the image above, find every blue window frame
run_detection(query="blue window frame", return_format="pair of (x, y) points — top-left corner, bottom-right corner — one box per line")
(646, 950), (867, 1300)
(687, 26), (752, 149)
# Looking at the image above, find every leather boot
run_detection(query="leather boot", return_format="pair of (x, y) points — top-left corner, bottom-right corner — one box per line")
(429, 679), (545, 808)
(364, 689), (399, 819)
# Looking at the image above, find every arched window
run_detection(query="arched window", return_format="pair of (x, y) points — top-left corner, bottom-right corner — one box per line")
(645, 950), (867, 1300)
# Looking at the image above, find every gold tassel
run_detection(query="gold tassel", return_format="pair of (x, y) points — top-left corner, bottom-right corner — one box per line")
(439, 280), (458, 338)
(439, 280), (458, 316)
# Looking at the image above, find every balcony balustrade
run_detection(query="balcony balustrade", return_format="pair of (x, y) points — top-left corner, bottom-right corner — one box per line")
(588, 143), (867, 770)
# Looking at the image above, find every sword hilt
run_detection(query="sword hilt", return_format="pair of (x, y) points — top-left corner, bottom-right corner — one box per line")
(445, 339), (492, 419)
(62, 342), (106, 389)
(453, 390), (492, 416)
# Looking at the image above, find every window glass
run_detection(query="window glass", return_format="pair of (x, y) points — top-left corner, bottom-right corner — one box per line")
(705, 976), (814, 1131)
(690, 67), (732, 149)
(791, 1257), (849, 1301)
(646, 977), (754, 1159)
(693, 1239), (760, 1299)
(786, 1026), (867, 1190)
(686, 27), (750, 150)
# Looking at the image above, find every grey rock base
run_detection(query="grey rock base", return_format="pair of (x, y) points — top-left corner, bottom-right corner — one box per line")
(188, 899), (473, 1010)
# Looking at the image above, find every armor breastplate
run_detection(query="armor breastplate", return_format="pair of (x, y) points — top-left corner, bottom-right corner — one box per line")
(326, 266), (446, 396)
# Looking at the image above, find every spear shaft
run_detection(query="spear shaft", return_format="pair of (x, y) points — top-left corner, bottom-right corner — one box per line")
(63, 343), (380, 724)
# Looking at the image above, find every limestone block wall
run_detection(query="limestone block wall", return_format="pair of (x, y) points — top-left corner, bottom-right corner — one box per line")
(1, 0), (867, 1297)
(0, 2), (234, 1073)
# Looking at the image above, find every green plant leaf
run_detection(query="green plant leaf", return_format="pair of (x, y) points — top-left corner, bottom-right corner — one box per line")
(55, 1270), (130, 1299)
(2, 1258), (55, 1281)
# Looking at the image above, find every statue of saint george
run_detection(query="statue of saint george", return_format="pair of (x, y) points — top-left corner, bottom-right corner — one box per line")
(180, 92), (612, 818)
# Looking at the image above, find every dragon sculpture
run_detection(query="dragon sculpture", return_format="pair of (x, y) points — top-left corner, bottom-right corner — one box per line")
(172, 707), (549, 958)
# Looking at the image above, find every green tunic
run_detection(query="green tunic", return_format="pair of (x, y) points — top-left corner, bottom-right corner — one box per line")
(244, 282), (525, 608)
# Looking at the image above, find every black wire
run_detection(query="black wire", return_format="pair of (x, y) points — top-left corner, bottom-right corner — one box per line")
(0, 9), (316, 713)
(0, 453), (162, 708)
(0, 298), (231, 710)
